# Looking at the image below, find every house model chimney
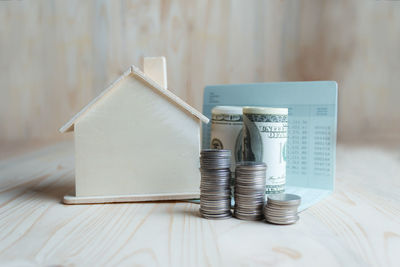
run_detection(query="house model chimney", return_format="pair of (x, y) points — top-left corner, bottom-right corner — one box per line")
(143, 56), (168, 89)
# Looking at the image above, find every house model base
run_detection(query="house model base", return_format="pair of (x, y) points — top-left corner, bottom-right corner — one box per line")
(60, 57), (209, 204)
(63, 192), (199, 205)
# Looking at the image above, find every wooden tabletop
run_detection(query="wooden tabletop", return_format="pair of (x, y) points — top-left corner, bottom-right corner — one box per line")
(0, 141), (399, 266)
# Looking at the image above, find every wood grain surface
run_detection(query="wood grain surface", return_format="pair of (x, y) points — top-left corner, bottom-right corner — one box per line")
(0, 141), (399, 266)
(1, 0), (400, 142)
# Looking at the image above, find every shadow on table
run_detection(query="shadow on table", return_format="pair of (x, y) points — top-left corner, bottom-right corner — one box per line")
(22, 172), (75, 203)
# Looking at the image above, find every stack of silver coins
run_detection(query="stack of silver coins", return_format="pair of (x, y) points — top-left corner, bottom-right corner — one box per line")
(264, 194), (301, 225)
(234, 162), (267, 221)
(199, 149), (232, 220)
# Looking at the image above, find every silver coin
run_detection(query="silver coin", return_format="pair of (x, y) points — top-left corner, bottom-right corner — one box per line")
(201, 178), (230, 182)
(200, 207), (231, 213)
(235, 214), (264, 219)
(201, 176), (230, 180)
(201, 157), (231, 161)
(200, 182), (230, 186)
(201, 187), (230, 192)
(201, 176), (230, 181)
(237, 180), (265, 183)
(234, 213), (264, 221)
(201, 177), (230, 181)
(200, 211), (231, 217)
(235, 202), (264, 207)
(236, 202), (264, 207)
(201, 160), (230, 164)
(265, 215), (299, 225)
(266, 219), (299, 225)
(235, 210), (263, 216)
(234, 210), (263, 216)
(266, 215), (298, 221)
(264, 204), (298, 211)
(201, 179), (230, 183)
(201, 164), (231, 168)
(201, 158), (231, 162)
(200, 195), (230, 200)
(200, 214), (232, 220)
(200, 171), (230, 175)
(200, 200), (230, 206)
(236, 199), (264, 204)
(200, 209), (231, 215)
(264, 209), (298, 216)
(265, 209), (298, 217)
(201, 189), (230, 194)
(201, 197), (230, 202)
(235, 193), (265, 199)
(200, 212), (231, 218)
(201, 181), (230, 185)
(267, 194), (301, 206)
(235, 180), (265, 185)
(200, 185), (230, 190)
(200, 170), (230, 174)
(200, 197), (230, 202)
(200, 204), (231, 210)
(236, 161), (267, 168)
(200, 204), (231, 209)
(201, 149), (231, 154)
(201, 180), (230, 184)
(200, 210), (231, 217)
(265, 213), (299, 220)
(200, 200), (230, 205)
(266, 201), (300, 208)
(235, 173), (265, 176)
(200, 190), (231, 195)
(235, 189), (265, 195)
(235, 208), (263, 214)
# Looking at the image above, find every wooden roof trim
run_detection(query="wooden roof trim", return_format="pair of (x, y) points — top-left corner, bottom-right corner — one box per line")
(130, 65), (209, 124)
(59, 65), (209, 133)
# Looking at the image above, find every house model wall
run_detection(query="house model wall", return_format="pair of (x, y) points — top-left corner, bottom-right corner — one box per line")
(60, 57), (209, 204)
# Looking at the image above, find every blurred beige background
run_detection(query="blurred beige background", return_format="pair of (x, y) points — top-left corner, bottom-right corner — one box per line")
(1, 0), (399, 144)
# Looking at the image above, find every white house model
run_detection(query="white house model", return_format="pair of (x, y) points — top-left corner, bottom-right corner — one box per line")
(60, 57), (209, 204)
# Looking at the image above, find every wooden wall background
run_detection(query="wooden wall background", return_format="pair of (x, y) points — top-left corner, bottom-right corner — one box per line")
(1, 0), (399, 143)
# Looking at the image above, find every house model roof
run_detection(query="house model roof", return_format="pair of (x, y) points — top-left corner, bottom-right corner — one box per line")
(59, 64), (209, 133)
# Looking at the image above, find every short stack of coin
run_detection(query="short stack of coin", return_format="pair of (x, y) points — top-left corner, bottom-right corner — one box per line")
(264, 194), (301, 225)
(199, 149), (232, 220)
(234, 162), (267, 221)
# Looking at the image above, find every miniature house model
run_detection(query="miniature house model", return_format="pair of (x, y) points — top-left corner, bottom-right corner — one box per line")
(60, 57), (209, 204)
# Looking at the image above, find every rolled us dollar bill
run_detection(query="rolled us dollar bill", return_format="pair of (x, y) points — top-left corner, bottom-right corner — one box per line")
(242, 106), (288, 194)
(210, 106), (243, 172)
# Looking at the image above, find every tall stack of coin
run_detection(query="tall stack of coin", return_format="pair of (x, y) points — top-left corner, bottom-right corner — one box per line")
(264, 194), (301, 225)
(199, 149), (232, 220)
(234, 162), (267, 221)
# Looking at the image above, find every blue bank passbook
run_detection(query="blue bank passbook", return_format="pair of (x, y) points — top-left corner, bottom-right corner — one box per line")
(202, 81), (338, 211)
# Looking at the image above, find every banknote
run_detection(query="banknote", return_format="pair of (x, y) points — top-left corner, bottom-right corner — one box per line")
(210, 106), (243, 173)
(241, 107), (288, 194)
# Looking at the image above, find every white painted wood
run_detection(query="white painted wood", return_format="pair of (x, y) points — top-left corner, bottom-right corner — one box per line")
(63, 192), (199, 204)
(0, 141), (399, 266)
(143, 57), (168, 89)
(59, 62), (209, 201)
(74, 74), (202, 198)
